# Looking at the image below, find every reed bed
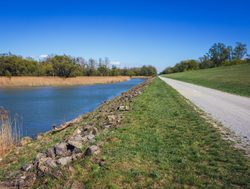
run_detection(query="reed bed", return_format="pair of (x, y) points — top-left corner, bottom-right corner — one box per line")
(0, 108), (22, 157)
(0, 76), (130, 87)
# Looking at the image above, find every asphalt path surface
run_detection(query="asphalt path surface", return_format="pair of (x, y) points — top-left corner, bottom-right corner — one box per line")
(159, 76), (250, 140)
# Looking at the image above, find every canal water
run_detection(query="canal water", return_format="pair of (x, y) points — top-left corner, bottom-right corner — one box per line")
(0, 78), (144, 137)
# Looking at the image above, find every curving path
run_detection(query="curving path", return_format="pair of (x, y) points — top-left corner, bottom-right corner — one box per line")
(159, 76), (250, 140)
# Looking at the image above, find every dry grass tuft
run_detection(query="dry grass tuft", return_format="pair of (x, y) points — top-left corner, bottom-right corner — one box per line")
(0, 108), (21, 157)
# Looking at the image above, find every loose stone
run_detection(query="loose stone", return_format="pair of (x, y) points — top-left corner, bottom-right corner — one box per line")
(85, 145), (100, 156)
(57, 156), (72, 166)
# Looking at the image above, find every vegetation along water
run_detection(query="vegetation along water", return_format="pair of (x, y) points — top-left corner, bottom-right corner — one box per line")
(0, 78), (145, 137)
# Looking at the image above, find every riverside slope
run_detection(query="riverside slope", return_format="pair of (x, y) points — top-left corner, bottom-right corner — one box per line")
(159, 76), (250, 141)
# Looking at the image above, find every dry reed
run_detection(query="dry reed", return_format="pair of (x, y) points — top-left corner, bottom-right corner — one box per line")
(0, 107), (22, 157)
(0, 76), (130, 87)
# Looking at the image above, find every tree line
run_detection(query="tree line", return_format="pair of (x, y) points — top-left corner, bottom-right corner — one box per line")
(0, 53), (157, 77)
(161, 42), (250, 74)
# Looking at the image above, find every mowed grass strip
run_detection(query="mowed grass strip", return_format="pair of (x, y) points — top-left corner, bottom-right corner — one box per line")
(163, 64), (250, 97)
(57, 78), (249, 189)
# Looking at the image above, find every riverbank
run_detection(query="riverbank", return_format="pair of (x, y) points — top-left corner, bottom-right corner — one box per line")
(0, 78), (152, 188)
(0, 78), (249, 188)
(76, 78), (249, 188)
(0, 78), (144, 138)
(0, 76), (130, 87)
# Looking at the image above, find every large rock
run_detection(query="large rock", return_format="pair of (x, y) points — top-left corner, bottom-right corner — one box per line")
(21, 163), (33, 171)
(68, 140), (83, 150)
(35, 153), (46, 161)
(91, 127), (98, 135)
(118, 105), (129, 111)
(86, 134), (95, 141)
(37, 158), (50, 173)
(71, 153), (84, 161)
(68, 134), (84, 149)
(104, 125), (111, 129)
(15, 173), (36, 188)
(46, 147), (56, 159)
(85, 145), (100, 156)
(78, 126), (98, 138)
(107, 115), (116, 123)
(45, 158), (57, 168)
(73, 128), (82, 135)
(54, 142), (71, 157)
(81, 126), (93, 136)
(57, 156), (72, 166)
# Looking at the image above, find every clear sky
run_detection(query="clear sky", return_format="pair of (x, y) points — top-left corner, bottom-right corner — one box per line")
(0, 0), (249, 71)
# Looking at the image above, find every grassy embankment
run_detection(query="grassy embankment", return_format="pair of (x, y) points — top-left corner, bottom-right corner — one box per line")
(1, 78), (249, 188)
(0, 76), (130, 87)
(38, 78), (249, 188)
(163, 64), (250, 97)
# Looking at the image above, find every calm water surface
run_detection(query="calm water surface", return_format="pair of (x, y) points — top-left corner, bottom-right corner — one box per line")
(0, 78), (144, 137)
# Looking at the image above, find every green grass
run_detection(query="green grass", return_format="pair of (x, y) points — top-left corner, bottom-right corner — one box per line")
(41, 78), (249, 188)
(163, 64), (250, 97)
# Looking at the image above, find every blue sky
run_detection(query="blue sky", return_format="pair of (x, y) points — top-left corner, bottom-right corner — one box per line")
(0, 0), (250, 71)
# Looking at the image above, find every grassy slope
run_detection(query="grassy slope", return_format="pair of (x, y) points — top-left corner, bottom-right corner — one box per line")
(41, 78), (249, 188)
(163, 64), (250, 97)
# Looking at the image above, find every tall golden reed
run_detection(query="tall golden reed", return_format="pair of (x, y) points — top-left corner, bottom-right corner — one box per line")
(0, 107), (22, 157)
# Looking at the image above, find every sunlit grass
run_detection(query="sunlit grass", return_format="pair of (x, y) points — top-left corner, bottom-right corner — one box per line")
(2, 78), (250, 188)
(163, 64), (250, 96)
(71, 78), (250, 188)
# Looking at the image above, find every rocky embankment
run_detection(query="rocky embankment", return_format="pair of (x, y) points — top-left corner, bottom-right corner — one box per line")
(0, 78), (153, 188)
